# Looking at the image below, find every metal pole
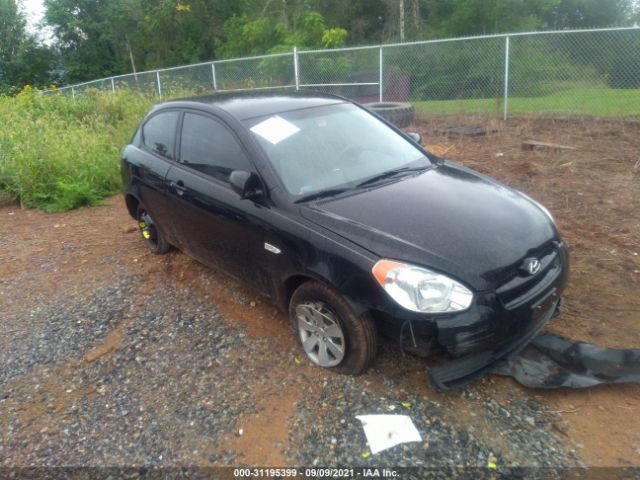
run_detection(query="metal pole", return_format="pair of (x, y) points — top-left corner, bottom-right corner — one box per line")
(211, 63), (218, 91)
(110, 77), (116, 93)
(293, 47), (300, 91)
(503, 36), (510, 121)
(379, 46), (384, 102)
(156, 71), (162, 99)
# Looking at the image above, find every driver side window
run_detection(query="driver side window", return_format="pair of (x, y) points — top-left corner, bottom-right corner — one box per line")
(179, 113), (251, 183)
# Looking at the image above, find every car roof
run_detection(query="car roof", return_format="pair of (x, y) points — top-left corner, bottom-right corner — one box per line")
(159, 90), (348, 121)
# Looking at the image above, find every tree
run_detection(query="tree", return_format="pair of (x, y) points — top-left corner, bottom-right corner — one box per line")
(314, 0), (386, 43)
(44, 0), (244, 82)
(217, 9), (347, 59)
(138, 0), (244, 68)
(44, 0), (144, 82)
(41, 0), (638, 86)
(0, 0), (55, 93)
(540, 0), (635, 29)
(421, 0), (637, 38)
(422, 0), (551, 37)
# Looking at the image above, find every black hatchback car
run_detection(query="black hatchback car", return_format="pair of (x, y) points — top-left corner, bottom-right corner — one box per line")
(121, 92), (569, 390)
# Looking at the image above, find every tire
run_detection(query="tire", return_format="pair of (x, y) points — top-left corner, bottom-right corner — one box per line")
(136, 204), (171, 255)
(289, 281), (377, 375)
(363, 102), (415, 128)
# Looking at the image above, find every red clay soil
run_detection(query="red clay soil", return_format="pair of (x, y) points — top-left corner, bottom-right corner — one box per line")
(414, 115), (640, 466)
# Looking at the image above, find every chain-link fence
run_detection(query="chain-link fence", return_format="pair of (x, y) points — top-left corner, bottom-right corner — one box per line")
(46, 27), (640, 119)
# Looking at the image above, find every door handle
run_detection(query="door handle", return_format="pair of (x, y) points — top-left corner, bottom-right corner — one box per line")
(169, 180), (187, 195)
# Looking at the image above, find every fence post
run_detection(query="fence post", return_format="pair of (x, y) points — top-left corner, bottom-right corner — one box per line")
(156, 71), (162, 99)
(71, 86), (75, 100)
(211, 63), (218, 91)
(293, 47), (300, 90)
(503, 35), (510, 121)
(379, 46), (384, 102)
(110, 77), (116, 94)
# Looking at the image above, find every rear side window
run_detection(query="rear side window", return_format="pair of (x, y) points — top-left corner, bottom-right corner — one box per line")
(142, 111), (179, 160)
(179, 113), (252, 182)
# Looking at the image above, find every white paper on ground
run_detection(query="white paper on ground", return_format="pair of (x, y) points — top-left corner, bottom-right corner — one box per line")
(356, 414), (422, 454)
(250, 115), (300, 144)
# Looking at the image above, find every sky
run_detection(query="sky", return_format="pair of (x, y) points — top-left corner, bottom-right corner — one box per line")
(20, 0), (54, 43)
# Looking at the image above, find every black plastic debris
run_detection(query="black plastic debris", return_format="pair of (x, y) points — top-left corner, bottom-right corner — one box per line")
(493, 332), (640, 388)
(432, 125), (498, 138)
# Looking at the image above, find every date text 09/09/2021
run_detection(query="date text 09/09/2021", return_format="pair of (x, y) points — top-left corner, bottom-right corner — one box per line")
(233, 468), (400, 478)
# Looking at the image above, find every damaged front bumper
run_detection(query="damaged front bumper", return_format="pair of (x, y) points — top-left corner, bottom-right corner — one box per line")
(428, 241), (569, 391)
(429, 295), (563, 391)
(373, 241), (569, 391)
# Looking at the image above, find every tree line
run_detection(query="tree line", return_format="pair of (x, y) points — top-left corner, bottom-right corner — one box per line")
(1, 0), (638, 93)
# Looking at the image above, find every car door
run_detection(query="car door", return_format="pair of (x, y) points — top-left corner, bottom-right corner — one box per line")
(164, 110), (264, 287)
(124, 110), (180, 238)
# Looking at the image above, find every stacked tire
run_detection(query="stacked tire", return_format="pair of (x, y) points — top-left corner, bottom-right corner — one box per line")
(363, 102), (415, 128)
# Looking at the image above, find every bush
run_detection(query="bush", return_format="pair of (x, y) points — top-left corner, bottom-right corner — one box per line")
(0, 88), (153, 211)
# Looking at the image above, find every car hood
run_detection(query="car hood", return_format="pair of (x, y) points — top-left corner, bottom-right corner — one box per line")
(300, 161), (557, 291)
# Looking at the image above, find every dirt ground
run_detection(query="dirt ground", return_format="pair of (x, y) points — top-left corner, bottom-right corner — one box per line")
(417, 116), (640, 466)
(1, 116), (639, 469)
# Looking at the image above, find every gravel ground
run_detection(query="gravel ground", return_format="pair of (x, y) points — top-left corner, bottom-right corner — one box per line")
(0, 203), (583, 471)
(1, 272), (274, 467)
(289, 346), (579, 469)
(2, 117), (640, 472)
(0, 272), (581, 468)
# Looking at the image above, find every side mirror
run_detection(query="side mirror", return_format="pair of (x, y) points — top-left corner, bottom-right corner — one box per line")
(406, 132), (422, 144)
(229, 170), (263, 200)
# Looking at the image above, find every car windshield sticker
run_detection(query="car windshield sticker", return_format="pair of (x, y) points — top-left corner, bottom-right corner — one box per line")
(250, 116), (300, 144)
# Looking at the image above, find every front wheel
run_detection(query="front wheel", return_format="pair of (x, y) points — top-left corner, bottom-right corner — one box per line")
(289, 281), (377, 375)
(136, 204), (171, 255)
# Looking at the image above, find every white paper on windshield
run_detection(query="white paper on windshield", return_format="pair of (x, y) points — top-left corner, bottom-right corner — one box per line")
(250, 115), (300, 144)
(356, 414), (422, 454)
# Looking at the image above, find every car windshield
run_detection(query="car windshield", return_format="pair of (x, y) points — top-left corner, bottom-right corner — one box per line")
(244, 103), (430, 200)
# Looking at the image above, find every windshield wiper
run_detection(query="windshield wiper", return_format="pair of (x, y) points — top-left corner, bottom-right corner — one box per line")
(294, 187), (352, 204)
(355, 165), (430, 188)
(294, 164), (430, 203)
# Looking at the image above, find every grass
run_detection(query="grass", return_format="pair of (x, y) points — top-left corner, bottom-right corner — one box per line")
(0, 89), (154, 211)
(413, 88), (640, 118)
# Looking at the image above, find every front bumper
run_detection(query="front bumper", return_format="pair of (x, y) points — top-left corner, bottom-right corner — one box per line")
(373, 240), (569, 391)
(429, 295), (562, 391)
(427, 241), (569, 391)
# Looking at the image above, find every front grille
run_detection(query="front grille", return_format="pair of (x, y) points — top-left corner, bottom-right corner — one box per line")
(496, 243), (563, 310)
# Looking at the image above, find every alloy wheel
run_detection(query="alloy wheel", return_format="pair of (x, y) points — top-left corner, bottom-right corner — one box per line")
(296, 301), (346, 367)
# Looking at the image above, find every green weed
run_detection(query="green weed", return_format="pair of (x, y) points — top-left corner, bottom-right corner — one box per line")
(0, 89), (153, 211)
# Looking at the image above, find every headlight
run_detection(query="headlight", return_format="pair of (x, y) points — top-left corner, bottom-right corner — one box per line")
(372, 260), (473, 313)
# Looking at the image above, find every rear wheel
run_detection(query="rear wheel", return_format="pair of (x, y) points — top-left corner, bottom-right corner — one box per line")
(136, 204), (171, 255)
(289, 281), (377, 375)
